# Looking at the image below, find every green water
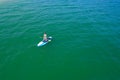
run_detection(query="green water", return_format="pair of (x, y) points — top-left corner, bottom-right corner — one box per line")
(0, 0), (120, 80)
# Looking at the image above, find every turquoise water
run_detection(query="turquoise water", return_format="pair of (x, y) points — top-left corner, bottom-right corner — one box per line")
(0, 0), (120, 80)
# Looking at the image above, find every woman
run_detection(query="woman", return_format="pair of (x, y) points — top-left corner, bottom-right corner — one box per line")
(43, 32), (48, 42)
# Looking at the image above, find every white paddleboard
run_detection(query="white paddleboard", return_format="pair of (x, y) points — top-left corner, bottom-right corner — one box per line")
(37, 36), (52, 47)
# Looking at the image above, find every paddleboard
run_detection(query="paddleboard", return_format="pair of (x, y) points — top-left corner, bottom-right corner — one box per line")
(37, 36), (52, 47)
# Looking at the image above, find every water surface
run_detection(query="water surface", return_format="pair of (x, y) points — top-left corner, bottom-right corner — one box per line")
(0, 0), (120, 80)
